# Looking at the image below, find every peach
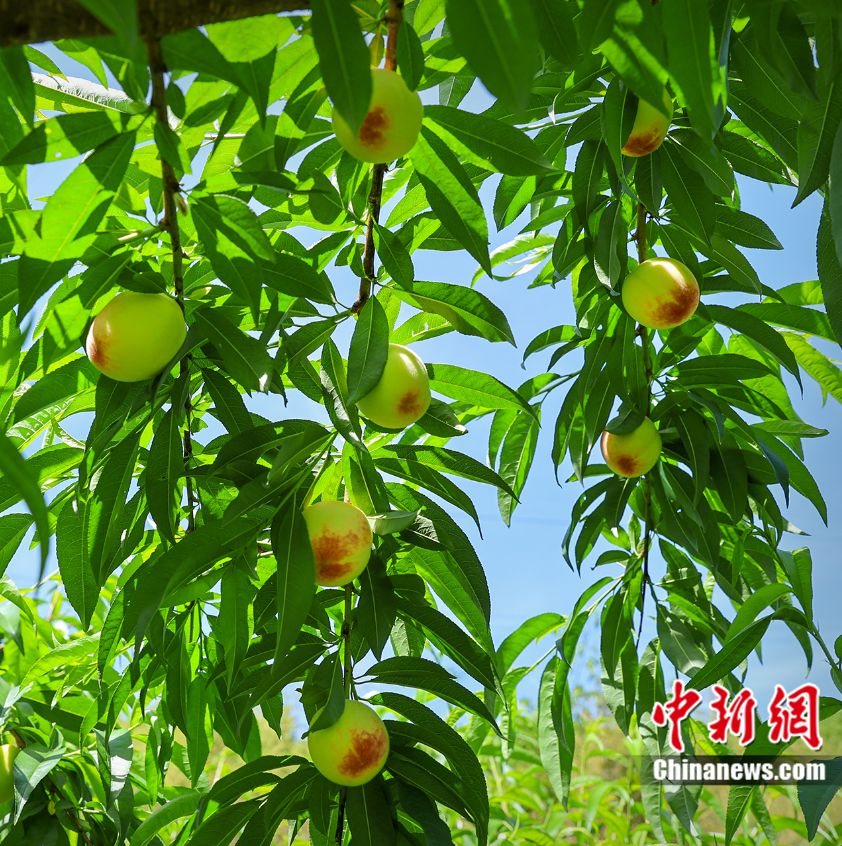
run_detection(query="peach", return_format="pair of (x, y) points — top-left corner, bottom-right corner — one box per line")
(601, 417), (662, 478)
(85, 292), (186, 382)
(621, 89), (673, 157)
(303, 500), (372, 587)
(308, 699), (389, 787)
(621, 258), (700, 329)
(332, 68), (423, 164)
(356, 343), (431, 430)
(0, 743), (18, 804)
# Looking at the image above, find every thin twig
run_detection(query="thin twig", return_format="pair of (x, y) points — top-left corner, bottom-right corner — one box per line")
(352, 0), (404, 314)
(334, 584), (355, 844)
(635, 202), (655, 646)
(146, 38), (196, 534)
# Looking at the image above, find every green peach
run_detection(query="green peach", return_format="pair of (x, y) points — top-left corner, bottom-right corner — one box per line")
(0, 743), (19, 805)
(356, 343), (431, 430)
(85, 292), (186, 382)
(621, 89), (673, 157)
(308, 699), (389, 787)
(621, 257), (700, 329)
(303, 500), (372, 587)
(332, 68), (423, 164)
(601, 417), (662, 478)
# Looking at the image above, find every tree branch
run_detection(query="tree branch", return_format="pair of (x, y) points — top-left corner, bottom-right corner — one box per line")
(353, 0), (404, 314)
(0, 0), (310, 49)
(635, 202), (655, 646)
(146, 38), (195, 533)
(334, 583), (355, 844)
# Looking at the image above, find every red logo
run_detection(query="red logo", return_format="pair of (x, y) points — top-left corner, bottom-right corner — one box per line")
(653, 681), (823, 753)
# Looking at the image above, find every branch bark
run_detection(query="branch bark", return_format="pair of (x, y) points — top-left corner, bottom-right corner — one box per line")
(146, 38), (195, 533)
(0, 0), (310, 49)
(635, 202), (655, 646)
(353, 0), (405, 314)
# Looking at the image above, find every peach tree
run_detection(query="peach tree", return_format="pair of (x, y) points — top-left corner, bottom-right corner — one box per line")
(0, 0), (840, 843)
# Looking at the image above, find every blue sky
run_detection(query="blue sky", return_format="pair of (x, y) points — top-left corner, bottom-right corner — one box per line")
(8, 52), (841, 732)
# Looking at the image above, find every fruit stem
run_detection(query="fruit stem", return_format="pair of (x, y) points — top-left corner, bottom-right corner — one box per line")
(146, 37), (196, 534)
(352, 0), (404, 315)
(634, 202), (655, 646)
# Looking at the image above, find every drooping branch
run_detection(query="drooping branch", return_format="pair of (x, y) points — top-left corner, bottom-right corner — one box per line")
(0, 0), (310, 49)
(353, 0), (404, 314)
(146, 38), (196, 534)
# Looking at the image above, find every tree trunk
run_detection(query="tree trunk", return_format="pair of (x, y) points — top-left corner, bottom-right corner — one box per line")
(0, 0), (310, 49)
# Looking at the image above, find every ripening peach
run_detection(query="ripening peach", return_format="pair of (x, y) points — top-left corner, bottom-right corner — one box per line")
(85, 292), (186, 382)
(308, 699), (390, 787)
(356, 343), (431, 430)
(621, 89), (673, 157)
(601, 417), (662, 478)
(0, 742), (19, 804)
(303, 500), (372, 587)
(621, 258), (700, 329)
(332, 68), (423, 164)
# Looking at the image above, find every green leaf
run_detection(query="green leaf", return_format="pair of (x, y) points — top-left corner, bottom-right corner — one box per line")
(704, 304), (800, 382)
(662, 0), (719, 138)
(528, 0), (579, 68)
(192, 193), (274, 262)
(781, 332), (842, 405)
(0, 433), (50, 572)
(397, 596), (497, 691)
(375, 691), (488, 838)
(424, 105), (552, 176)
(185, 801), (259, 846)
(195, 308), (273, 392)
(346, 778), (397, 846)
(798, 757), (842, 840)
(397, 23), (425, 91)
(146, 407), (182, 543)
(346, 297), (389, 405)
(1, 111), (127, 165)
(32, 73), (146, 115)
(715, 206), (782, 250)
(12, 745), (64, 825)
(367, 656), (499, 729)
(374, 224), (414, 288)
(392, 280), (514, 345)
(578, 0), (621, 53)
(496, 412), (540, 526)
(830, 120), (842, 266)
(410, 129), (491, 274)
(427, 363), (534, 416)
(270, 502), (316, 662)
(444, 0), (539, 111)
(673, 353), (772, 387)
(19, 131), (135, 315)
(130, 790), (204, 846)
(320, 338), (362, 446)
(689, 616), (772, 691)
(671, 130), (735, 197)
(794, 79), (842, 206)
(538, 656), (574, 805)
(357, 553), (397, 659)
(726, 584), (790, 641)
(817, 203), (842, 348)
(0, 514), (31, 578)
(310, 0), (372, 133)
(56, 500), (99, 628)
(660, 142), (715, 244)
